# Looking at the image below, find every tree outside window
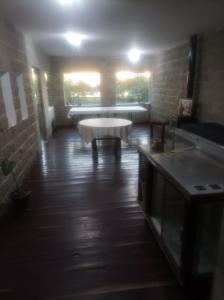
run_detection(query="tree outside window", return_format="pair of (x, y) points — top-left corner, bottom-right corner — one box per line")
(116, 71), (151, 105)
(64, 72), (101, 106)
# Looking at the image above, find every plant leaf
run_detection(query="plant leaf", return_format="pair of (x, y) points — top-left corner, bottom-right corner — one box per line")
(1, 159), (15, 176)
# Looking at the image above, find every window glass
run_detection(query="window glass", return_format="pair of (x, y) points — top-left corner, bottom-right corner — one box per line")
(64, 72), (101, 106)
(1, 72), (17, 127)
(116, 71), (151, 104)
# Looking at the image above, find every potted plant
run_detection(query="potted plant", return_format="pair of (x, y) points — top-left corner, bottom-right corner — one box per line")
(0, 195), (7, 219)
(1, 158), (31, 210)
(0, 193), (11, 220)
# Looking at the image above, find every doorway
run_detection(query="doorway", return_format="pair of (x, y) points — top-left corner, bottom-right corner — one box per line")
(32, 67), (47, 140)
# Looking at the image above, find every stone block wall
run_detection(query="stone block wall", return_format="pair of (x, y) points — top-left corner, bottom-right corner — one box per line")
(150, 30), (224, 125)
(48, 66), (69, 126)
(0, 16), (38, 203)
(150, 44), (189, 120)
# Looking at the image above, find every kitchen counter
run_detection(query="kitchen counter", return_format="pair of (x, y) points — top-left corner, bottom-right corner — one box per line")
(138, 145), (224, 199)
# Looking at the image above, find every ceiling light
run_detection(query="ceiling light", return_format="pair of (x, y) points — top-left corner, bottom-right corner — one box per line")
(65, 32), (85, 47)
(128, 48), (142, 64)
(58, 0), (73, 5)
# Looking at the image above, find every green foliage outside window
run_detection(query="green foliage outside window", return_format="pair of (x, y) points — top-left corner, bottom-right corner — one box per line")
(64, 78), (101, 106)
(116, 76), (149, 104)
(63, 72), (150, 106)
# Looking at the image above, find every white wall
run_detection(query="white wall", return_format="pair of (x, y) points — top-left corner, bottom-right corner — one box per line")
(25, 36), (50, 71)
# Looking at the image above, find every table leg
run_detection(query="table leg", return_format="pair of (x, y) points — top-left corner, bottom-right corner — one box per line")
(114, 138), (121, 157)
(92, 138), (98, 153)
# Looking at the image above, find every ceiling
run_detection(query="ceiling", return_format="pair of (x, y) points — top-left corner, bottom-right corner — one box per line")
(1, 0), (224, 57)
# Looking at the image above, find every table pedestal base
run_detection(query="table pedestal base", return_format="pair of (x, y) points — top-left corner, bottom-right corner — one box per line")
(92, 137), (121, 157)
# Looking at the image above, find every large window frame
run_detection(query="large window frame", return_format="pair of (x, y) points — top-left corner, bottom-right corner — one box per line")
(116, 71), (151, 105)
(63, 72), (101, 107)
(0, 72), (17, 128)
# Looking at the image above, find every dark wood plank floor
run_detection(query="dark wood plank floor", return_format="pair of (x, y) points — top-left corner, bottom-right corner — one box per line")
(0, 125), (188, 300)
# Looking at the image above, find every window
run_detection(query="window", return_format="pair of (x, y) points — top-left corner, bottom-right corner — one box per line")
(0, 72), (17, 127)
(17, 74), (29, 120)
(116, 71), (151, 105)
(64, 72), (101, 106)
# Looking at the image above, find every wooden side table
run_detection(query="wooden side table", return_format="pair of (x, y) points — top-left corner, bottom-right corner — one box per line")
(149, 118), (169, 144)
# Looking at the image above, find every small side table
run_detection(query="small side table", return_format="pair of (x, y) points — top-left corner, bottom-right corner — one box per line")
(149, 118), (169, 144)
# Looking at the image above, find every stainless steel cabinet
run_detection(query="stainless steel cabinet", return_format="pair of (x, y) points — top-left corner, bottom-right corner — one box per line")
(138, 149), (224, 291)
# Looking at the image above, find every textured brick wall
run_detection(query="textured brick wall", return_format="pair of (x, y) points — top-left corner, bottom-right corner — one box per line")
(151, 30), (224, 125)
(48, 72), (70, 126)
(0, 16), (38, 203)
(195, 30), (224, 125)
(150, 44), (189, 120)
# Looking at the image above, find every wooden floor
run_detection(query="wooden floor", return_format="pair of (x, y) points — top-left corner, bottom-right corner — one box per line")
(0, 125), (188, 300)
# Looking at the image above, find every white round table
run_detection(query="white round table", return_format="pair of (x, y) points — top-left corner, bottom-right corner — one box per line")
(78, 118), (133, 144)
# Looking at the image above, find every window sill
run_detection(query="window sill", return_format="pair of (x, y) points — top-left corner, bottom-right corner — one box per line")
(65, 103), (151, 107)
(116, 102), (151, 106)
(65, 104), (101, 107)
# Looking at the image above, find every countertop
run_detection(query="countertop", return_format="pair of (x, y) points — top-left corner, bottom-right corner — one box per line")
(138, 145), (224, 199)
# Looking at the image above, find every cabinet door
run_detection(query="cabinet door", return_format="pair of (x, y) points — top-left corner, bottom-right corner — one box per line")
(193, 201), (224, 275)
(149, 170), (166, 236)
(138, 154), (153, 213)
(161, 181), (185, 267)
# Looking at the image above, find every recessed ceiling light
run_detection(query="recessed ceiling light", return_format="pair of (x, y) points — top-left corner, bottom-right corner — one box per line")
(58, 0), (74, 5)
(65, 32), (85, 47)
(128, 48), (142, 64)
